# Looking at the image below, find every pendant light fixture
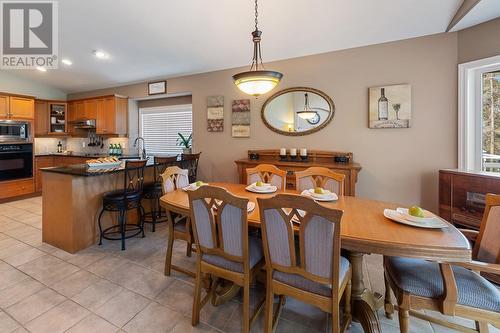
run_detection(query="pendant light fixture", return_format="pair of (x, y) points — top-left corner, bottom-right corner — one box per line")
(233, 0), (283, 97)
(297, 93), (318, 120)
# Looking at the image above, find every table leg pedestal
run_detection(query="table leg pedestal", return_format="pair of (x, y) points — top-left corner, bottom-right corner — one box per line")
(349, 251), (383, 333)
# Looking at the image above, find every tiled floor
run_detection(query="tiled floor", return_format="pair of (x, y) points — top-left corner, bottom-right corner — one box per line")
(0, 196), (498, 333)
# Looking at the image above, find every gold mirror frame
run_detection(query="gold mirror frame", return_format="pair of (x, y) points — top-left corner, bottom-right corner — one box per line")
(261, 87), (335, 136)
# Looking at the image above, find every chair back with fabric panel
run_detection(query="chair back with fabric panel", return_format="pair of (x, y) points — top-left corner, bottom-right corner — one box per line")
(123, 160), (147, 193)
(258, 193), (344, 296)
(188, 185), (250, 271)
(153, 155), (178, 183)
(246, 164), (287, 190)
(160, 166), (189, 194)
(181, 152), (201, 183)
(474, 193), (500, 285)
(295, 167), (345, 195)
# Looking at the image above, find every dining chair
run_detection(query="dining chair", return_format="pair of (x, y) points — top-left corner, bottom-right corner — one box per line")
(258, 194), (352, 333)
(295, 166), (345, 195)
(181, 152), (201, 183)
(188, 185), (265, 333)
(383, 193), (500, 333)
(246, 164), (287, 190)
(160, 165), (193, 276)
(142, 155), (178, 232)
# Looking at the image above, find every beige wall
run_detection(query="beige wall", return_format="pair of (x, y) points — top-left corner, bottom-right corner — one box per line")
(69, 33), (459, 212)
(0, 71), (66, 100)
(458, 17), (500, 63)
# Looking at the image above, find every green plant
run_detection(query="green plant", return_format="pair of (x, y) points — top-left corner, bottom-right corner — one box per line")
(176, 133), (192, 148)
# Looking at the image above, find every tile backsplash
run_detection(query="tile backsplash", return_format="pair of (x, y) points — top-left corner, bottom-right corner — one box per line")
(35, 137), (133, 155)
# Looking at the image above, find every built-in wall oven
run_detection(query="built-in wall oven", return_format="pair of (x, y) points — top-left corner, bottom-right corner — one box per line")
(0, 120), (30, 143)
(0, 143), (33, 181)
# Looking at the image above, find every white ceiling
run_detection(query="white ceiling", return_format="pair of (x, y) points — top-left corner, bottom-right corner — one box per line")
(1, 0), (471, 93)
(449, 0), (500, 31)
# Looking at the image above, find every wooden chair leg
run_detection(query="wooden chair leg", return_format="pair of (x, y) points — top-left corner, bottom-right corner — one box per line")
(331, 303), (340, 333)
(384, 272), (394, 319)
(398, 308), (410, 333)
(186, 218), (193, 257)
(264, 283), (274, 333)
(191, 265), (202, 326)
(164, 212), (175, 276)
(344, 275), (352, 330)
(476, 321), (490, 333)
(242, 284), (250, 333)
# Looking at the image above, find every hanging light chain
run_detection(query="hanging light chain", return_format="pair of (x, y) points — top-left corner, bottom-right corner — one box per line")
(250, 0), (264, 71)
(254, 0), (258, 30)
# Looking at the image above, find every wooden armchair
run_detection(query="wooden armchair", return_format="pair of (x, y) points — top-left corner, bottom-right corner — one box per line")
(258, 194), (352, 333)
(246, 164), (287, 190)
(189, 185), (265, 333)
(295, 166), (345, 195)
(383, 193), (500, 333)
(161, 166), (193, 276)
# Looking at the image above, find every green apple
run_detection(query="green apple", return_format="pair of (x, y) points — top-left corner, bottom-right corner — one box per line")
(314, 187), (324, 194)
(408, 206), (425, 218)
(195, 181), (203, 187)
(256, 181), (264, 187)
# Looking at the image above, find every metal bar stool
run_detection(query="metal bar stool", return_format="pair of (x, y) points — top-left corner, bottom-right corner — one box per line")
(180, 152), (201, 183)
(142, 155), (179, 232)
(98, 160), (147, 250)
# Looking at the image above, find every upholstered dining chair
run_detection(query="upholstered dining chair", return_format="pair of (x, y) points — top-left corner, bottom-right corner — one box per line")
(188, 185), (265, 333)
(295, 166), (345, 195)
(258, 194), (352, 333)
(160, 166), (193, 276)
(246, 164), (287, 190)
(383, 193), (500, 333)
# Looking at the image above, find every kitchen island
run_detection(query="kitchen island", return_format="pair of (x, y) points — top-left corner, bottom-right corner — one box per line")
(41, 161), (158, 253)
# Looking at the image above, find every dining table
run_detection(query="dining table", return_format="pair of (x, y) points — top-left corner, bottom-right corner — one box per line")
(159, 182), (472, 333)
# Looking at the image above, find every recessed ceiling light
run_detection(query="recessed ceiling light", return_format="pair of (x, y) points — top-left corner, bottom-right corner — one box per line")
(61, 59), (72, 65)
(93, 50), (109, 59)
(36, 66), (47, 72)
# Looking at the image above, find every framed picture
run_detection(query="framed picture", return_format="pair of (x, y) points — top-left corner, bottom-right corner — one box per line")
(232, 99), (250, 137)
(369, 84), (411, 128)
(207, 95), (224, 132)
(148, 81), (166, 95)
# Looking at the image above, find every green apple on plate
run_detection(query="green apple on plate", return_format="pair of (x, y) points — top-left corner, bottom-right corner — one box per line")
(408, 205), (425, 218)
(256, 181), (264, 187)
(314, 187), (325, 194)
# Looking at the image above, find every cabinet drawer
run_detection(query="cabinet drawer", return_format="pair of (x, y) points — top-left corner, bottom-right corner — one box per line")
(0, 179), (34, 199)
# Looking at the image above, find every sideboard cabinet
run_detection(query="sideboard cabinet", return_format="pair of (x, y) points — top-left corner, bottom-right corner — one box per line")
(235, 150), (361, 196)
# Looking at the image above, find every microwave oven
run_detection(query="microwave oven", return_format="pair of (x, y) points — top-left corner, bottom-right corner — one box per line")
(0, 120), (30, 143)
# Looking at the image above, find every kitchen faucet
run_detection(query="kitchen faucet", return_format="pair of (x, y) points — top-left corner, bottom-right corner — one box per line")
(133, 137), (147, 160)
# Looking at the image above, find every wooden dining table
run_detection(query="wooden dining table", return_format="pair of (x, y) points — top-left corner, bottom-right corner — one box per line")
(159, 182), (472, 333)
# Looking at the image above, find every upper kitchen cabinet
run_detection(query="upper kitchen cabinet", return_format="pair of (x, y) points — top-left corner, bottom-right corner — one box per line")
(95, 96), (128, 135)
(0, 93), (34, 120)
(34, 100), (49, 136)
(83, 99), (97, 119)
(34, 100), (68, 137)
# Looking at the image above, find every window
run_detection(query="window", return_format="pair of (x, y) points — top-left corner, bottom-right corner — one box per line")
(139, 104), (192, 155)
(458, 55), (500, 172)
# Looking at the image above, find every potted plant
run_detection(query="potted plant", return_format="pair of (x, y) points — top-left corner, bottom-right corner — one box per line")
(177, 133), (192, 154)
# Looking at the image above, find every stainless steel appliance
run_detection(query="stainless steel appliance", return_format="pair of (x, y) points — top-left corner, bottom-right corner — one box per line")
(72, 119), (96, 129)
(0, 120), (30, 143)
(0, 143), (33, 181)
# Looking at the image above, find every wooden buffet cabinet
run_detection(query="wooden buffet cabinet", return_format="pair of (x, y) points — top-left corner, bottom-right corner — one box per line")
(235, 149), (361, 196)
(439, 169), (500, 230)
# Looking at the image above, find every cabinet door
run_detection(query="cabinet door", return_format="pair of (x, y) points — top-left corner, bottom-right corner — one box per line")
(67, 102), (76, 134)
(0, 95), (9, 118)
(9, 97), (34, 119)
(53, 156), (65, 166)
(96, 98), (107, 134)
(84, 99), (97, 119)
(75, 101), (85, 119)
(104, 97), (117, 134)
(35, 156), (54, 192)
(34, 100), (49, 136)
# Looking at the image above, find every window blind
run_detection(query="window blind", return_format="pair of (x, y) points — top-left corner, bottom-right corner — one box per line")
(139, 104), (192, 155)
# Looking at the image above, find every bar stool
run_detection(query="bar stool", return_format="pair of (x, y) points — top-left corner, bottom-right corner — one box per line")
(98, 160), (147, 250)
(142, 155), (178, 232)
(181, 152), (201, 183)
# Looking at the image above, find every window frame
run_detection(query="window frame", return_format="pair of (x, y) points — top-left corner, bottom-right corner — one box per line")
(138, 104), (193, 156)
(458, 54), (500, 171)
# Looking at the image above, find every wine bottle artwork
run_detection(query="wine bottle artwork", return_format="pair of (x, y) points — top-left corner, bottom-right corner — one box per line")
(378, 88), (388, 120)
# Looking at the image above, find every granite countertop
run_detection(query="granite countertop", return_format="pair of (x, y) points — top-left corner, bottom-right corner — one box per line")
(40, 159), (157, 177)
(35, 152), (134, 158)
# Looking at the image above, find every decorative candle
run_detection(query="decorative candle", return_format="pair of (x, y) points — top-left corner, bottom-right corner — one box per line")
(280, 148), (286, 156)
(300, 148), (307, 156)
(290, 148), (297, 156)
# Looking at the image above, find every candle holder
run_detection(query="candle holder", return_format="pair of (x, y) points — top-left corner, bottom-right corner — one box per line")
(290, 154), (298, 160)
(300, 154), (308, 161)
(279, 154), (287, 161)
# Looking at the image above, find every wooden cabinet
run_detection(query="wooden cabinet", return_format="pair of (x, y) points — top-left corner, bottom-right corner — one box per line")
(439, 169), (500, 230)
(0, 95), (9, 118)
(9, 96), (34, 119)
(235, 150), (361, 196)
(35, 156), (54, 192)
(74, 101), (85, 119)
(35, 100), (49, 136)
(83, 99), (97, 119)
(0, 179), (35, 200)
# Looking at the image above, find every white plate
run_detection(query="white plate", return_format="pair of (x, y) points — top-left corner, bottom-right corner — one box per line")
(301, 189), (338, 202)
(87, 161), (122, 168)
(383, 209), (449, 229)
(182, 183), (208, 191)
(245, 184), (277, 193)
(396, 208), (435, 223)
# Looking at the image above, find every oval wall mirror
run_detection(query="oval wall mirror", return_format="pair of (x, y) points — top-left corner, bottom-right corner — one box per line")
(261, 87), (335, 136)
